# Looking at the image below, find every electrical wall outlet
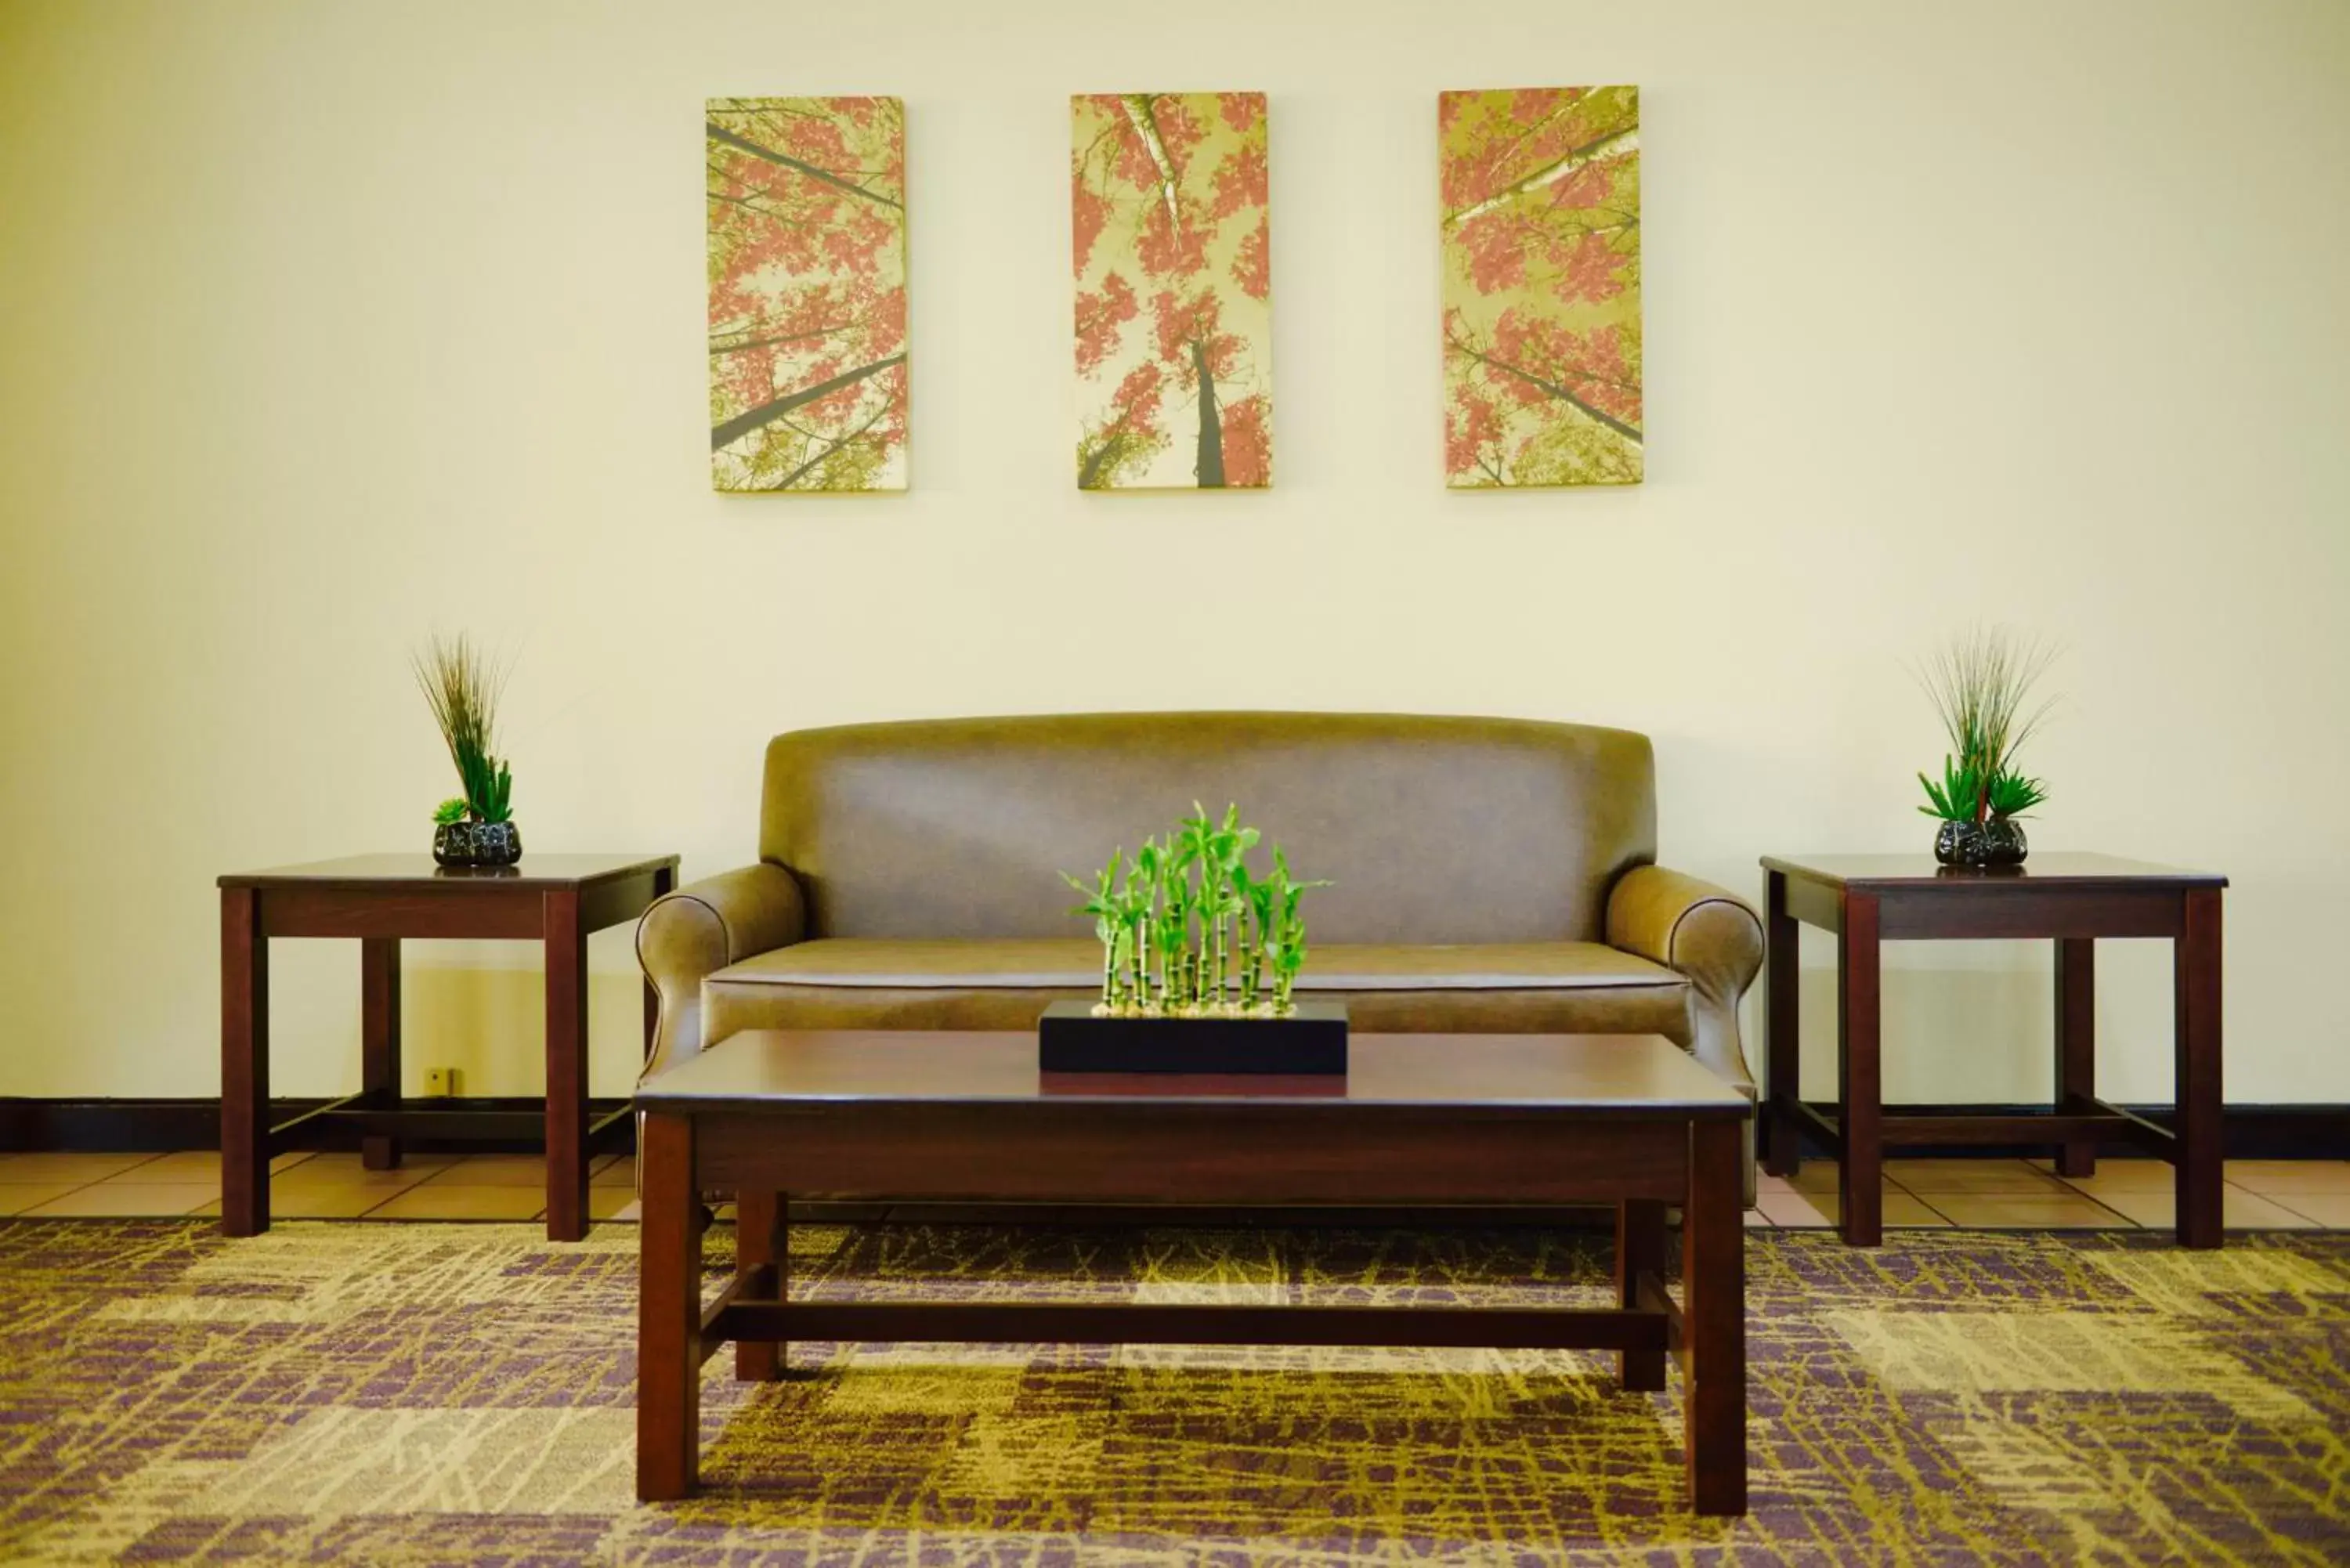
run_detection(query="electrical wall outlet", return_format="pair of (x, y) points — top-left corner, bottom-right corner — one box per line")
(422, 1068), (459, 1098)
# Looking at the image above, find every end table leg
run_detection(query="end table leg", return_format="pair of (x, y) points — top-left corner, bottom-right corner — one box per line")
(221, 889), (269, 1237)
(1616, 1199), (1667, 1391)
(1685, 1120), (1747, 1516)
(1836, 892), (1883, 1247)
(544, 889), (590, 1242)
(2175, 890), (2224, 1249)
(637, 1111), (701, 1501)
(735, 1188), (789, 1382)
(361, 938), (403, 1171)
(2055, 938), (2096, 1178)
(1763, 870), (1802, 1178)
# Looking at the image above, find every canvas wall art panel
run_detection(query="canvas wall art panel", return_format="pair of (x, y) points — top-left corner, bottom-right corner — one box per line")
(1071, 92), (1271, 490)
(1440, 87), (1642, 488)
(707, 96), (908, 493)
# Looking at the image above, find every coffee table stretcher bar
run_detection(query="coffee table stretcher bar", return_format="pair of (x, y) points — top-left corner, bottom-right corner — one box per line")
(633, 1029), (1749, 1516)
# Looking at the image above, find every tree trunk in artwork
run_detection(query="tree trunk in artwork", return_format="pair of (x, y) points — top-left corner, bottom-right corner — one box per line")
(709, 353), (906, 453)
(1441, 125), (1638, 229)
(1078, 433), (1125, 491)
(706, 122), (905, 211)
(1449, 341), (1645, 446)
(1120, 96), (1183, 227)
(1191, 338), (1225, 488)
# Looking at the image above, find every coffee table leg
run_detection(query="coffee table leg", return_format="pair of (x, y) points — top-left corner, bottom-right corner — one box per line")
(1836, 892), (1883, 1247)
(2175, 889), (2224, 1249)
(1685, 1119), (1747, 1516)
(1616, 1199), (1667, 1392)
(1763, 870), (1802, 1178)
(221, 889), (270, 1237)
(735, 1189), (788, 1381)
(2055, 938), (2096, 1178)
(544, 889), (590, 1242)
(638, 1111), (701, 1501)
(361, 938), (403, 1171)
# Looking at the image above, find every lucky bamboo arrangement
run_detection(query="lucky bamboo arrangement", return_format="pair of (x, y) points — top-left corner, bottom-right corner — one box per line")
(1061, 804), (1329, 1018)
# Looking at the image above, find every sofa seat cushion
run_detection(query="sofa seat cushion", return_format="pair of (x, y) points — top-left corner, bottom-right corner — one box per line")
(714, 938), (1100, 989)
(700, 938), (1694, 1044)
(1292, 941), (1687, 992)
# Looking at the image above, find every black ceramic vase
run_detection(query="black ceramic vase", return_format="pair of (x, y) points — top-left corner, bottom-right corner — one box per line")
(432, 821), (475, 867)
(1979, 817), (2029, 868)
(1933, 819), (1989, 868)
(470, 820), (522, 865)
(432, 820), (523, 868)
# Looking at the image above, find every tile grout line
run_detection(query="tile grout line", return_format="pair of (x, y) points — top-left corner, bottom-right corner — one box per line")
(357, 1154), (479, 1220)
(2, 1175), (112, 1212)
(3, 1151), (179, 1216)
(93, 1151), (320, 1187)
(2048, 1171), (2344, 1226)
(2266, 1194), (2334, 1226)
(3, 1174), (109, 1216)
(2071, 1189), (2133, 1225)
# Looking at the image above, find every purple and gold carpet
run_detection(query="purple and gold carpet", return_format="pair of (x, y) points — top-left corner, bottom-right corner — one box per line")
(0, 1218), (2345, 1564)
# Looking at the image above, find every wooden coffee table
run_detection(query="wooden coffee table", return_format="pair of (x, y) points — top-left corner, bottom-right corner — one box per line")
(633, 1029), (1751, 1515)
(219, 853), (678, 1241)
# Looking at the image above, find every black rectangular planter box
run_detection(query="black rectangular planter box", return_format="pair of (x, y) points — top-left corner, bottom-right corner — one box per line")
(1038, 1000), (1349, 1075)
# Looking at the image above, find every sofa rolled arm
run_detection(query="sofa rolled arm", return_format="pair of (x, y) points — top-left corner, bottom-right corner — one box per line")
(636, 862), (806, 1076)
(1606, 865), (1765, 1095)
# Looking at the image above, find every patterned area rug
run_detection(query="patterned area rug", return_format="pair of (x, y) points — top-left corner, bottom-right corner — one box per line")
(0, 1219), (2345, 1566)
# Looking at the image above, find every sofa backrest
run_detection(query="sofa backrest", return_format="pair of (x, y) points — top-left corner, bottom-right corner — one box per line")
(760, 712), (1656, 944)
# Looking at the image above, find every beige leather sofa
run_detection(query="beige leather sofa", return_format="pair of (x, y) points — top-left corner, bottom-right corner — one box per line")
(638, 714), (1765, 1165)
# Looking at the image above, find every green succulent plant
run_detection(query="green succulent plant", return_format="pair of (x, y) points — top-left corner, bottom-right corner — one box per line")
(1983, 770), (2048, 820)
(1061, 805), (1327, 1019)
(432, 797), (469, 826)
(1916, 756), (1983, 822)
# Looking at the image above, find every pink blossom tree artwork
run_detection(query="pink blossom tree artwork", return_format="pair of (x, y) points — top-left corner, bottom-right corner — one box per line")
(1441, 87), (1641, 488)
(707, 97), (908, 493)
(1072, 93), (1272, 490)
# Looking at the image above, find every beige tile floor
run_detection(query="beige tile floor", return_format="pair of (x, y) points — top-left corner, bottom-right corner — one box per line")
(0, 1151), (640, 1223)
(0, 1152), (2345, 1230)
(1754, 1156), (2350, 1230)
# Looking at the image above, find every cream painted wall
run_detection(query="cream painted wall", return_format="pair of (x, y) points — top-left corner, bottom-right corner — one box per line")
(2, 0), (2346, 1111)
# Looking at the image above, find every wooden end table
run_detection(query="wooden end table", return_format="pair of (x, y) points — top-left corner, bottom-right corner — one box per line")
(633, 1029), (1752, 1516)
(219, 853), (678, 1241)
(1760, 852), (2226, 1248)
